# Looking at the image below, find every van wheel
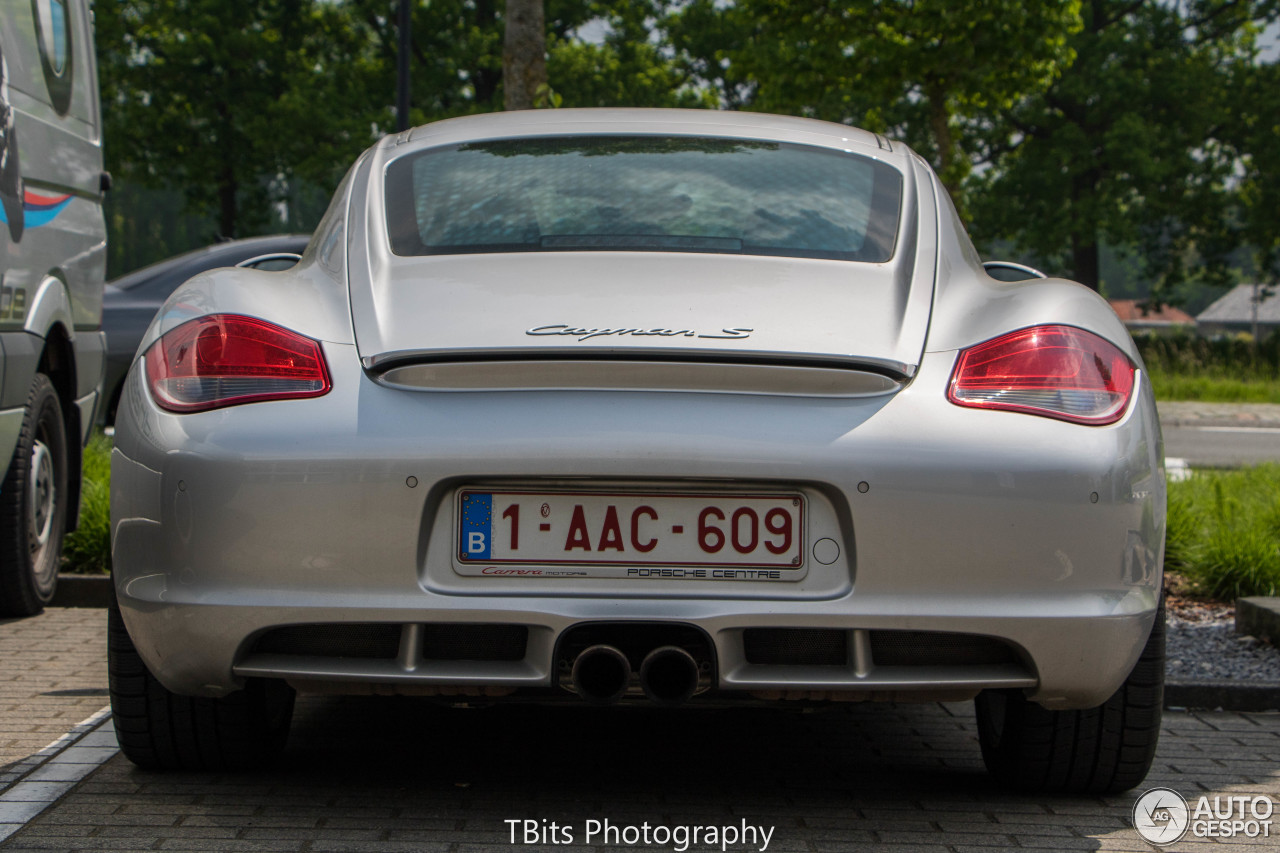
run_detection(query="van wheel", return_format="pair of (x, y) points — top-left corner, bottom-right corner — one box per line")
(108, 591), (295, 770)
(975, 597), (1165, 794)
(0, 373), (67, 617)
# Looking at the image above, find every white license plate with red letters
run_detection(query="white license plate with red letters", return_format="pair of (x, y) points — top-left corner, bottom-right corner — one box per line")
(455, 490), (806, 581)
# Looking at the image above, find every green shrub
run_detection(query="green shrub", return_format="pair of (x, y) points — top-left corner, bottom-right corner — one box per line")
(1136, 329), (1280, 403)
(62, 431), (112, 574)
(1196, 526), (1280, 600)
(1167, 464), (1280, 599)
(1162, 486), (1200, 574)
(1136, 329), (1280, 379)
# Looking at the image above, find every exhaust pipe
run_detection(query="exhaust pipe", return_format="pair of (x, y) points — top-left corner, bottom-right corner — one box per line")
(571, 644), (631, 704)
(640, 646), (700, 706)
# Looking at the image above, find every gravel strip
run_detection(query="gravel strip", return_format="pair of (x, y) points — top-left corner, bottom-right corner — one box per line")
(1168, 608), (1280, 682)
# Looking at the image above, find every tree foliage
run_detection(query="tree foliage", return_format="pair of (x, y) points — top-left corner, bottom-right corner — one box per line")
(93, 0), (1280, 300)
(968, 0), (1272, 292)
(1221, 57), (1280, 292)
(670, 0), (1082, 199)
(551, 0), (714, 108)
(96, 0), (705, 255)
(95, 0), (378, 239)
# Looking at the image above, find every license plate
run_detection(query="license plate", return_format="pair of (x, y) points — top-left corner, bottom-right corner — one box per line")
(455, 490), (805, 579)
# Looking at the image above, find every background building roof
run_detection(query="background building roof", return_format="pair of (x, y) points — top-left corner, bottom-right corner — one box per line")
(1197, 284), (1280, 324)
(1108, 299), (1196, 325)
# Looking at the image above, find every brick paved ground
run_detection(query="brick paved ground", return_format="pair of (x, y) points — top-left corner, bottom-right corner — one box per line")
(0, 609), (107, 778)
(3, 608), (1279, 851)
(0, 693), (1276, 852)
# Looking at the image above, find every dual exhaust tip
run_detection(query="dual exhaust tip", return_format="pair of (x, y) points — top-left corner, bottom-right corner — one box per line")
(571, 644), (700, 706)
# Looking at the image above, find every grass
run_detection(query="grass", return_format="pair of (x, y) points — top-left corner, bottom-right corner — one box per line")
(1166, 464), (1280, 600)
(61, 431), (112, 574)
(1148, 371), (1280, 404)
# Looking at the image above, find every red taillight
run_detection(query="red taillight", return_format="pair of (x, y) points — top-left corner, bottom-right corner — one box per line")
(145, 314), (332, 413)
(947, 325), (1135, 425)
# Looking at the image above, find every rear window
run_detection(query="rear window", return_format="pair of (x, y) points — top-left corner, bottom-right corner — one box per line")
(384, 136), (903, 262)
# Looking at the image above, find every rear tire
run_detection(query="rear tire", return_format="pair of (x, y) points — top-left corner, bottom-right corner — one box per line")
(0, 373), (67, 617)
(108, 591), (295, 770)
(975, 597), (1164, 794)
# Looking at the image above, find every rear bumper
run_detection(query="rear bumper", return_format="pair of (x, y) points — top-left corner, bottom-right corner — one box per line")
(115, 589), (1154, 709)
(111, 344), (1165, 710)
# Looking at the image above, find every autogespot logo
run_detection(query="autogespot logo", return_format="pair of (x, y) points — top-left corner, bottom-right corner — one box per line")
(1134, 787), (1276, 844)
(1133, 788), (1190, 846)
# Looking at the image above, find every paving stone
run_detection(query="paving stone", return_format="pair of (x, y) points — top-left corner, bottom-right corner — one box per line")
(179, 815), (321, 829)
(0, 609), (108, 771)
(0, 800), (51, 823)
(155, 841), (305, 852)
(0, 784), (75, 804)
(812, 843), (950, 852)
(5, 826), (95, 838)
(37, 811), (178, 827)
(46, 748), (118, 766)
(1013, 835), (1102, 848)
(95, 825), (239, 839)
(18, 765), (97, 786)
(5, 840), (141, 850)
(307, 844), (448, 853)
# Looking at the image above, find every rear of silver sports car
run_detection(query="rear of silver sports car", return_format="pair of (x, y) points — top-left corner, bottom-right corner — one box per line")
(109, 111), (1165, 790)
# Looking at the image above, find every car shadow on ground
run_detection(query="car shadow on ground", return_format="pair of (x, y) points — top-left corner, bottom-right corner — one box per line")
(282, 695), (990, 792)
(99, 696), (1137, 850)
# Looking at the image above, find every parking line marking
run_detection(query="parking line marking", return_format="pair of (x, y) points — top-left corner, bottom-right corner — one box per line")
(0, 706), (116, 843)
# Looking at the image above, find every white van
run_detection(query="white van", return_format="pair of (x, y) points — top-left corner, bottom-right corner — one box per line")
(0, 0), (107, 615)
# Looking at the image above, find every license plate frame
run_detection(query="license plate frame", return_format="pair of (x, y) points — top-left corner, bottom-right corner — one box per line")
(454, 488), (807, 581)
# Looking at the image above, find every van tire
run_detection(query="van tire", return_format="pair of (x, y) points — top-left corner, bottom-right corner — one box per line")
(0, 373), (67, 617)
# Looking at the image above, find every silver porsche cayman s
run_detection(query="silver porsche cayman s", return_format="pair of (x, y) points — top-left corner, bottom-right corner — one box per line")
(109, 109), (1165, 792)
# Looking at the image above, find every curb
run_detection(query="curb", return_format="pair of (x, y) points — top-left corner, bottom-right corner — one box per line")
(1156, 402), (1280, 430)
(1237, 597), (1280, 644)
(0, 708), (116, 844)
(49, 573), (111, 609)
(1165, 680), (1280, 712)
(1159, 417), (1280, 429)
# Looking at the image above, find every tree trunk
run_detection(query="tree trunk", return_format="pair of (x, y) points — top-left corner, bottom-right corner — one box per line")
(1071, 230), (1100, 291)
(1069, 167), (1101, 290)
(926, 82), (960, 203)
(473, 0), (501, 106)
(218, 167), (238, 240)
(214, 95), (238, 239)
(503, 0), (546, 110)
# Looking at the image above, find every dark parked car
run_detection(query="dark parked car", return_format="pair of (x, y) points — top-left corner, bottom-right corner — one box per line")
(101, 234), (310, 424)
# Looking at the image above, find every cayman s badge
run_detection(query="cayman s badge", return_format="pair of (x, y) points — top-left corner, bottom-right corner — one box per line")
(527, 325), (753, 342)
